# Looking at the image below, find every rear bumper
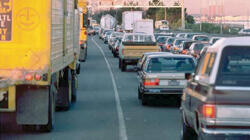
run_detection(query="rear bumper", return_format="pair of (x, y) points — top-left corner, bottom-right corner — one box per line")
(200, 128), (250, 139)
(123, 58), (139, 65)
(143, 88), (183, 95)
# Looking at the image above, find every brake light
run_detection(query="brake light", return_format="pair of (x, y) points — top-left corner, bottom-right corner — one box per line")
(144, 79), (160, 86)
(84, 31), (87, 35)
(35, 74), (41, 81)
(80, 40), (83, 45)
(25, 73), (33, 81)
(122, 49), (124, 55)
(166, 45), (171, 50)
(182, 50), (187, 54)
(202, 104), (216, 118)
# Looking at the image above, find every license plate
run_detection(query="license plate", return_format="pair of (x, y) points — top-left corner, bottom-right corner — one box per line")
(168, 80), (180, 86)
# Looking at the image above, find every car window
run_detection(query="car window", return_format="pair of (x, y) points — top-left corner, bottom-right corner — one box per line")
(146, 57), (195, 73)
(216, 46), (250, 86)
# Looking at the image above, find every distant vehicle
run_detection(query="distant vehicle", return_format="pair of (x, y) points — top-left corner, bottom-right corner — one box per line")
(90, 19), (97, 27)
(100, 14), (116, 29)
(94, 26), (101, 34)
(184, 33), (202, 40)
(112, 39), (122, 57)
(238, 28), (250, 35)
(87, 27), (95, 36)
(100, 29), (113, 40)
(181, 37), (250, 140)
(189, 42), (210, 58)
(154, 33), (174, 40)
(108, 32), (124, 50)
(122, 11), (143, 31)
(172, 38), (189, 53)
(156, 36), (171, 51)
(104, 31), (113, 44)
(209, 37), (223, 45)
(137, 54), (196, 105)
(176, 33), (186, 38)
(164, 37), (176, 52)
(192, 35), (210, 43)
(179, 40), (195, 54)
(133, 19), (154, 35)
(118, 33), (159, 71)
(155, 20), (169, 30)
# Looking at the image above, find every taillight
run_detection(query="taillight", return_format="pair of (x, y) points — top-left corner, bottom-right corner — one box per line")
(144, 79), (160, 86)
(80, 40), (83, 45)
(84, 31), (87, 35)
(35, 74), (41, 81)
(25, 73), (33, 81)
(166, 45), (170, 50)
(202, 104), (216, 118)
(122, 49), (124, 55)
(182, 50), (187, 54)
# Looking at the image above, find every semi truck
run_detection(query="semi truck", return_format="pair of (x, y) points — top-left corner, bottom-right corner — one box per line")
(133, 19), (154, 35)
(122, 11), (143, 32)
(0, 0), (82, 132)
(155, 20), (169, 31)
(79, 0), (88, 62)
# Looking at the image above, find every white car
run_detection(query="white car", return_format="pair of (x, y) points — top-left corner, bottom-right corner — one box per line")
(239, 28), (250, 35)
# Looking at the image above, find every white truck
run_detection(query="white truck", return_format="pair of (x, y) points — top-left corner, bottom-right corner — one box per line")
(100, 14), (116, 29)
(133, 19), (154, 35)
(122, 11), (143, 32)
(155, 20), (169, 30)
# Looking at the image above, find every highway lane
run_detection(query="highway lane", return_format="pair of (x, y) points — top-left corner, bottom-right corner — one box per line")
(0, 36), (181, 140)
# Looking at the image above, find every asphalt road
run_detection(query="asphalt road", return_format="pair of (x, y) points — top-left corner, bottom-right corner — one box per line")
(0, 36), (181, 140)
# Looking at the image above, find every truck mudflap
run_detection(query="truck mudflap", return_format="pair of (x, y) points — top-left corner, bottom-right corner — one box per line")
(16, 85), (49, 125)
(0, 84), (16, 112)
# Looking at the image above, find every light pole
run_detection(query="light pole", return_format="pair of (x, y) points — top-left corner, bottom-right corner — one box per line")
(181, 0), (185, 29)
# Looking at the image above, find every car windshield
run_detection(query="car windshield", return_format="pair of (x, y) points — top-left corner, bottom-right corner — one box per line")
(175, 40), (185, 46)
(195, 36), (209, 42)
(183, 42), (193, 49)
(157, 37), (168, 43)
(167, 38), (175, 44)
(217, 46), (250, 86)
(146, 57), (195, 73)
(194, 44), (206, 51)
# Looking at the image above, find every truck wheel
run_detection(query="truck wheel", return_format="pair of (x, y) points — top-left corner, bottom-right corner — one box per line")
(181, 112), (197, 140)
(138, 86), (142, 99)
(71, 71), (78, 102)
(121, 60), (126, 72)
(39, 85), (55, 132)
(141, 94), (147, 105)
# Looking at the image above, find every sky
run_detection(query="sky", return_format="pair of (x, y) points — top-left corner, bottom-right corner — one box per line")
(185, 0), (250, 16)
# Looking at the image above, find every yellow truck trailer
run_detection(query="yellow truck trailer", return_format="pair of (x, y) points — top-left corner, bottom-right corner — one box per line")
(78, 0), (88, 62)
(0, 0), (81, 132)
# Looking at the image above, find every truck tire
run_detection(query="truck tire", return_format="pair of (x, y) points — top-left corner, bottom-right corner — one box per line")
(39, 85), (55, 132)
(56, 68), (72, 111)
(71, 71), (78, 102)
(121, 60), (127, 72)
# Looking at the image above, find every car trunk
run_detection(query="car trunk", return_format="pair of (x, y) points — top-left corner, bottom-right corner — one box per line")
(213, 89), (250, 126)
(123, 45), (159, 59)
(144, 73), (187, 89)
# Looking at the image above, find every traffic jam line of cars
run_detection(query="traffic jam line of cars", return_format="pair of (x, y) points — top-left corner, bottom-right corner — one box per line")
(91, 27), (250, 140)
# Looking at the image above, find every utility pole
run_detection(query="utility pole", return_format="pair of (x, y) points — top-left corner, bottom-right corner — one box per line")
(181, 0), (185, 29)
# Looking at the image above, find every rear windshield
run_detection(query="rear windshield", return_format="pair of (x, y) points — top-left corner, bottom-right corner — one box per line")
(157, 37), (168, 43)
(183, 42), (193, 49)
(123, 34), (155, 42)
(167, 38), (175, 44)
(195, 36), (209, 42)
(194, 44), (206, 51)
(217, 46), (250, 86)
(175, 40), (185, 46)
(146, 57), (195, 73)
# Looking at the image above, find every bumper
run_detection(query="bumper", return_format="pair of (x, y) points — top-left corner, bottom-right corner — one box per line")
(200, 128), (250, 139)
(123, 59), (139, 65)
(143, 88), (183, 95)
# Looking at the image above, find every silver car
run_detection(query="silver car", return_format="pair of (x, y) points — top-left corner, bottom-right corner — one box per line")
(137, 54), (196, 105)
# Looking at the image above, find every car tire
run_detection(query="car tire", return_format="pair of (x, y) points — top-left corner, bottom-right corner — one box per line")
(138, 86), (142, 99)
(141, 94), (147, 105)
(181, 112), (197, 140)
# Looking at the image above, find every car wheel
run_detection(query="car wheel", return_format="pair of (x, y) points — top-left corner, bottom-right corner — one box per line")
(138, 86), (142, 99)
(141, 94), (147, 105)
(181, 112), (197, 140)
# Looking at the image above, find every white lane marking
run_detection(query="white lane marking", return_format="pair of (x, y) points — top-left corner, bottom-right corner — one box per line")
(92, 38), (128, 140)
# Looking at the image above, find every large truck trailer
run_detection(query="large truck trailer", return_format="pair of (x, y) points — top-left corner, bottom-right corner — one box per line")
(0, 0), (82, 132)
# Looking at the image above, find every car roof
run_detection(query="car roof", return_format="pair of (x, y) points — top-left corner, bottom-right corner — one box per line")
(143, 52), (171, 56)
(148, 54), (194, 59)
(208, 37), (250, 53)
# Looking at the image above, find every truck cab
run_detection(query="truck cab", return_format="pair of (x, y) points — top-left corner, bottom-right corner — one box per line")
(181, 37), (250, 140)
